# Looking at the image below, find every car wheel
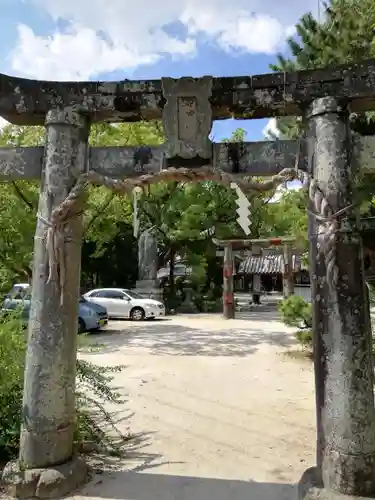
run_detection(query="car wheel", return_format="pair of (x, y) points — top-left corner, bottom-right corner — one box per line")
(130, 307), (145, 321)
(78, 317), (86, 334)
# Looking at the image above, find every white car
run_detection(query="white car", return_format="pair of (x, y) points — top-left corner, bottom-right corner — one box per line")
(83, 288), (165, 321)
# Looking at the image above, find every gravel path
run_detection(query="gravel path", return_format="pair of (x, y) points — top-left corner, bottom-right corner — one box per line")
(73, 313), (316, 500)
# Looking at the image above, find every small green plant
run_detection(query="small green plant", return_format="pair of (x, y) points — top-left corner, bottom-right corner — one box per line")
(295, 329), (313, 348)
(278, 295), (312, 329)
(0, 313), (25, 460)
(0, 311), (130, 461)
(278, 295), (312, 351)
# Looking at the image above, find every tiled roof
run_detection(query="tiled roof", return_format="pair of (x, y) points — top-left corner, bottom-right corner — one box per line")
(238, 254), (305, 274)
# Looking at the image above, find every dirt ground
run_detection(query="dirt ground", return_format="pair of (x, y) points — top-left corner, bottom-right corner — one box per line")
(73, 312), (316, 500)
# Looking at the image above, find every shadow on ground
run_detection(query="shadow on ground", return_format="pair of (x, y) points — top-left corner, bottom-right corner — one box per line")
(84, 313), (296, 357)
(88, 430), (185, 476)
(82, 470), (296, 500)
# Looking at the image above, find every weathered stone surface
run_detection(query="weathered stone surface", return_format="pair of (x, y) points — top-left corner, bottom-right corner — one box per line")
(1, 59), (375, 125)
(90, 145), (164, 178)
(135, 279), (163, 301)
(0, 147), (43, 180)
(162, 77), (212, 166)
(2, 456), (88, 499)
(301, 96), (375, 497)
(0, 139), (309, 180)
(214, 139), (308, 175)
(18, 109), (89, 469)
(138, 228), (158, 282)
(299, 466), (375, 500)
(1, 56), (375, 500)
(353, 134), (375, 173)
(5, 135), (375, 181)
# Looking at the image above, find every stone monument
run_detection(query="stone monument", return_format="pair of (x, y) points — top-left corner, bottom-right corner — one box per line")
(135, 227), (162, 300)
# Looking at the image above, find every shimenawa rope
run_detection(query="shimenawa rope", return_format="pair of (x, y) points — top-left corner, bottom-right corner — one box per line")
(308, 179), (354, 290)
(39, 167), (296, 304)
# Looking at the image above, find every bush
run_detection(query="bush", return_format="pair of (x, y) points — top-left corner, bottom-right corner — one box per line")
(0, 312), (129, 462)
(278, 295), (312, 329)
(202, 298), (223, 313)
(295, 329), (313, 348)
(0, 314), (25, 460)
(278, 295), (313, 351)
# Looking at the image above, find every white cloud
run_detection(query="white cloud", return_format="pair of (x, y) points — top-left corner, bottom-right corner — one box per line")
(270, 179), (302, 203)
(0, 117), (9, 130)
(10, 0), (318, 80)
(263, 118), (281, 140)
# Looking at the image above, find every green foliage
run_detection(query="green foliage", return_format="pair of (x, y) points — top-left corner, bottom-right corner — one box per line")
(0, 118), (304, 295)
(278, 295), (312, 328)
(295, 329), (313, 349)
(271, 0), (375, 139)
(267, 189), (308, 251)
(0, 313), (129, 461)
(220, 128), (247, 143)
(278, 295), (313, 350)
(270, 0), (375, 216)
(0, 122), (162, 291)
(75, 360), (129, 455)
(0, 313), (25, 459)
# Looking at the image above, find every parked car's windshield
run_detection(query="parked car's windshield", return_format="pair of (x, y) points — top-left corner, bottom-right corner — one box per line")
(122, 290), (142, 299)
(8, 290), (31, 301)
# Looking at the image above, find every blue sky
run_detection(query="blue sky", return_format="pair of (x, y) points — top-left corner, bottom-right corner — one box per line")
(0, 0), (317, 146)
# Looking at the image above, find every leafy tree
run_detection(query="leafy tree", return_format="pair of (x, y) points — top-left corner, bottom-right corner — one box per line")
(267, 189), (308, 250)
(138, 180), (238, 304)
(221, 127), (247, 143)
(0, 120), (288, 300)
(137, 127), (284, 304)
(270, 0), (375, 216)
(271, 0), (375, 137)
(0, 123), (148, 291)
(278, 295), (313, 351)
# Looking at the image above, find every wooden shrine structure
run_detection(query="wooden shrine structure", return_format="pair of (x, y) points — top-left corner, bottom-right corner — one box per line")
(1, 59), (375, 499)
(213, 237), (296, 318)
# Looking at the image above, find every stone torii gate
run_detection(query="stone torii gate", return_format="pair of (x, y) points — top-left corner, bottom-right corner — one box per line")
(1, 61), (375, 499)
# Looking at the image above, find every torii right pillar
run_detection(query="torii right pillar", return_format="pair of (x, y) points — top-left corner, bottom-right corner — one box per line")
(299, 97), (375, 499)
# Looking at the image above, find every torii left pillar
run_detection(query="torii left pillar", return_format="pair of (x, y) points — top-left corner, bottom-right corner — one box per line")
(223, 244), (235, 319)
(3, 110), (89, 498)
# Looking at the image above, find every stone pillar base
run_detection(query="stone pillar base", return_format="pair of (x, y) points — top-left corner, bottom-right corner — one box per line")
(299, 467), (375, 500)
(2, 456), (88, 499)
(135, 280), (163, 301)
